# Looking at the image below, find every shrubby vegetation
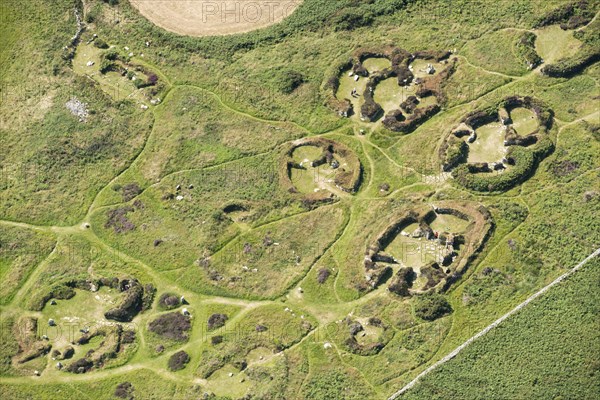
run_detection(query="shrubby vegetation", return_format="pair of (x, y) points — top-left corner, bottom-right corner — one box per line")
(157, 293), (181, 310)
(414, 293), (453, 321)
(207, 313), (228, 330)
(404, 261), (600, 400)
(167, 350), (190, 371)
(541, 12), (600, 77)
(114, 382), (134, 399)
(148, 312), (192, 341)
(1, 0), (598, 398)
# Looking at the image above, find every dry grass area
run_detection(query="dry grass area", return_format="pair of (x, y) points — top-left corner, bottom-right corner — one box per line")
(129, 0), (302, 36)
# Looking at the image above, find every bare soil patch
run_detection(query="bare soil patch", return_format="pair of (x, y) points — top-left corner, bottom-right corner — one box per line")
(129, 0), (302, 37)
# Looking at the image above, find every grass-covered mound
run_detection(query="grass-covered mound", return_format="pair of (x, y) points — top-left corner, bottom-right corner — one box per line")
(461, 29), (543, 75)
(0, 226), (56, 305)
(196, 304), (316, 379)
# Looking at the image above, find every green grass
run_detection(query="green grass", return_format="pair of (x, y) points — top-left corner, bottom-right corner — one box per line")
(0, 1), (155, 226)
(535, 24), (584, 64)
(460, 29), (537, 76)
(468, 122), (507, 163)
(401, 258), (600, 400)
(1, 0), (599, 399)
(0, 226), (55, 304)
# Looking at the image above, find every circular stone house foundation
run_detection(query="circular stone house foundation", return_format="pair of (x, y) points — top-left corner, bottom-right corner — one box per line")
(440, 96), (555, 192)
(280, 137), (362, 203)
(363, 201), (493, 295)
(325, 46), (457, 133)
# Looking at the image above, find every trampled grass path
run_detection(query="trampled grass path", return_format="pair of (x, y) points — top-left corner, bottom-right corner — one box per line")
(388, 246), (600, 399)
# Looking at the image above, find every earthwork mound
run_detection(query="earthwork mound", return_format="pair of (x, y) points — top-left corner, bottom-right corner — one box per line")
(363, 201), (493, 294)
(280, 137), (362, 201)
(325, 46), (457, 132)
(440, 96), (555, 192)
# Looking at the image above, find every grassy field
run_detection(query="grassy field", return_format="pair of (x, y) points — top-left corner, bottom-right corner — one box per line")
(401, 258), (600, 400)
(1, 0), (599, 399)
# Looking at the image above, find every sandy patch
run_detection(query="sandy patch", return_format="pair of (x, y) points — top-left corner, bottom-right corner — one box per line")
(129, 0), (302, 37)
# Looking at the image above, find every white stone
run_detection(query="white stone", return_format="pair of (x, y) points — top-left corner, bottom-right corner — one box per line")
(323, 342), (332, 349)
